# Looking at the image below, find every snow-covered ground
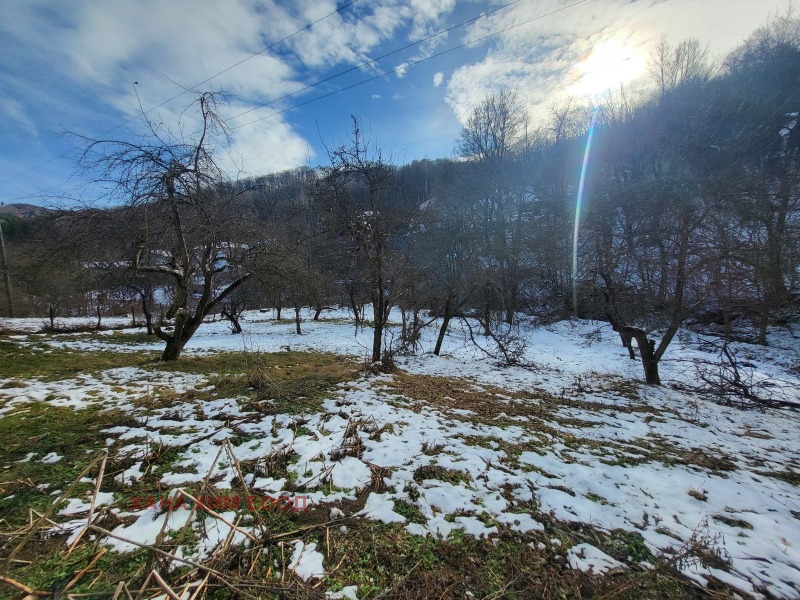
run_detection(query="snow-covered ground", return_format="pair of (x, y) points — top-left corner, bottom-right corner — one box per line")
(1, 309), (799, 598)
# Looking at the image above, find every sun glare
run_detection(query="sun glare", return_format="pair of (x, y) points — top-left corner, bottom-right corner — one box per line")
(568, 39), (647, 97)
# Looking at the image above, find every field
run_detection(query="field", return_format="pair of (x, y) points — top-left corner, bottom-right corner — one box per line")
(0, 310), (798, 599)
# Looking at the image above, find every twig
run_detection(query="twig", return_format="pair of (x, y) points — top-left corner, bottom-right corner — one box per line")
(110, 581), (132, 600)
(187, 575), (209, 600)
(67, 450), (108, 555)
(165, 443), (226, 571)
(87, 525), (258, 600)
(0, 576), (45, 596)
(4, 453), (104, 569)
(63, 548), (107, 592)
(176, 489), (257, 542)
(374, 560), (421, 599)
(150, 570), (181, 600)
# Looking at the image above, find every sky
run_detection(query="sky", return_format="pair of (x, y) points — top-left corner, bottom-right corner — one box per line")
(0, 0), (789, 207)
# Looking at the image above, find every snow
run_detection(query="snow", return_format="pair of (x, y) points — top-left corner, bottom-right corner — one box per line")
(2, 308), (799, 597)
(325, 585), (358, 599)
(288, 540), (326, 581)
(568, 543), (626, 575)
(357, 493), (406, 524)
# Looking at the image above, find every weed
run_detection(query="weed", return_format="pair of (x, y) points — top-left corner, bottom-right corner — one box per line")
(688, 487), (708, 502)
(412, 465), (471, 486)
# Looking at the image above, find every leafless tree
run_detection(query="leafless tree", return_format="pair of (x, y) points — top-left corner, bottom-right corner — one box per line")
(77, 92), (252, 360)
(313, 117), (413, 363)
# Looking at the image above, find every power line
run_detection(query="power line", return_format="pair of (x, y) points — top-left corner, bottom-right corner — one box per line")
(0, 0), (358, 187)
(231, 0), (591, 131)
(226, 0), (523, 124)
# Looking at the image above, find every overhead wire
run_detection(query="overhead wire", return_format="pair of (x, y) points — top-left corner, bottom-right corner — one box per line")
(225, 0), (523, 123)
(3, 0), (593, 195)
(230, 0), (591, 131)
(0, 0), (359, 186)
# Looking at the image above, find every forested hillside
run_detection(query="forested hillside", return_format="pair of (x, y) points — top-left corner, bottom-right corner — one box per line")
(1, 17), (798, 377)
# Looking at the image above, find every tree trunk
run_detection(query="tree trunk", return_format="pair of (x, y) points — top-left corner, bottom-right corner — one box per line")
(141, 295), (154, 335)
(372, 297), (384, 363)
(314, 305), (323, 321)
(0, 221), (14, 318)
(48, 305), (57, 330)
(434, 297), (453, 356)
(221, 309), (242, 333)
(758, 308), (769, 346)
(160, 336), (186, 361)
(294, 306), (301, 335)
(619, 332), (635, 360)
(349, 291), (361, 328)
(96, 305), (102, 329)
(624, 327), (661, 385)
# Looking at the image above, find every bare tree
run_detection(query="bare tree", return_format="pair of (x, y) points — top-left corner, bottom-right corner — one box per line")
(313, 117), (413, 363)
(648, 36), (712, 97)
(78, 93), (251, 360)
(457, 89), (532, 325)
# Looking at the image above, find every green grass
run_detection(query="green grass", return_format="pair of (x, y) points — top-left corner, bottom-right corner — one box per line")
(0, 339), (157, 381)
(0, 402), (138, 528)
(412, 465), (471, 486)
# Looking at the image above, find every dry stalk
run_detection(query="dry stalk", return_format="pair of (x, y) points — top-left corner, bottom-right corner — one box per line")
(150, 570), (181, 600)
(67, 450), (108, 555)
(3, 452), (105, 569)
(88, 525), (258, 600)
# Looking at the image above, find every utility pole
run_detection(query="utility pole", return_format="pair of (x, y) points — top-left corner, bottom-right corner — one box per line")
(0, 219), (14, 318)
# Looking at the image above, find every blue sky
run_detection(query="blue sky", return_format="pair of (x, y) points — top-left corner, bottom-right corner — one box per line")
(0, 0), (787, 206)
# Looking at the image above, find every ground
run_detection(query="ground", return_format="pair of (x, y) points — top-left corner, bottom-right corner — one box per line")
(0, 309), (798, 599)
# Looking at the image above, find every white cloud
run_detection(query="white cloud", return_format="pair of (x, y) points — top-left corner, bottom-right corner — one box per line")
(392, 92), (403, 100)
(444, 0), (778, 125)
(0, 97), (38, 137)
(433, 72), (444, 87)
(395, 63), (409, 78)
(372, 94), (382, 100)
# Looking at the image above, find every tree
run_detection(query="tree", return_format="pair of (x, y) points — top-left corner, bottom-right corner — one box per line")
(585, 88), (714, 385)
(313, 117), (413, 363)
(457, 89), (531, 324)
(648, 36), (712, 98)
(78, 93), (252, 360)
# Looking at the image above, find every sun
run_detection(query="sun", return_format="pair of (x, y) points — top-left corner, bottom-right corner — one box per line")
(568, 39), (647, 97)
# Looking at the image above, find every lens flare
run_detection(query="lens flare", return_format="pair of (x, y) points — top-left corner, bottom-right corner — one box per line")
(572, 107), (599, 313)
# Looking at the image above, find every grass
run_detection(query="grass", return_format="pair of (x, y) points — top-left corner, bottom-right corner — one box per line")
(0, 402), (138, 528)
(755, 469), (800, 486)
(412, 465), (471, 486)
(319, 519), (714, 599)
(2, 545), (152, 599)
(0, 339), (157, 381)
(209, 350), (358, 415)
(713, 514), (753, 530)
(0, 335), (773, 599)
